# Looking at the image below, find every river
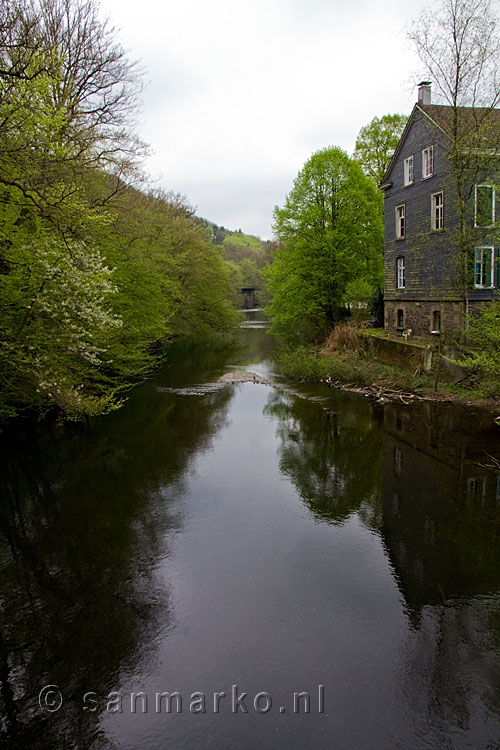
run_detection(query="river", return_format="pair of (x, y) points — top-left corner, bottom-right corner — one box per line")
(1, 315), (500, 749)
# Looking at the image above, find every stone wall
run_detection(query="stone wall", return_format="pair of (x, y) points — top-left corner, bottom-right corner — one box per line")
(363, 332), (466, 382)
(384, 299), (464, 338)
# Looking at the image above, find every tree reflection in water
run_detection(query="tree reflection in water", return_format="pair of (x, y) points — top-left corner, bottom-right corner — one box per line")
(0, 376), (233, 748)
(268, 386), (500, 745)
(264, 388), (384, 531)
(2, 326), (500, 749)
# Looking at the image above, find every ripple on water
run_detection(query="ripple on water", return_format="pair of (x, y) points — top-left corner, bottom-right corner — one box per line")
(156, 384), (227, 396)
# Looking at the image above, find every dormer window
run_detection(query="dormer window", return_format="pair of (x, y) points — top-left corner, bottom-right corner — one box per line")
(404, 156), (414, 186)
(422, 146), (434, 178)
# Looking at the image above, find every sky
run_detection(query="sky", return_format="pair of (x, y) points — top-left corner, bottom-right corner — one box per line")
(98, 0), (429, 239)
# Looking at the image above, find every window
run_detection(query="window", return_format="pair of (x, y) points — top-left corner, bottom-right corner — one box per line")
(397, 308), (404, 328)
(432, 310), (441, 331)
(422, 146), (434, 178)
(475, 185), (495, 227)
(432, 192), (444, 230)
(474, 247), (494, 288)
(395, 204), (405, 238)
(404, 156), (414, 186)
(467, 477), (486, 498)
(394, 447), (403, 476)
(397, 257), (405, 289)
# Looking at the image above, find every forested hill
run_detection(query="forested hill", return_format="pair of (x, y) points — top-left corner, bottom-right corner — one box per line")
(0, 0), (240, 425)
(199, 221), (276, 307)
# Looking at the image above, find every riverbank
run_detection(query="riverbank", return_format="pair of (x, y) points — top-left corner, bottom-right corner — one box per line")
(273, 335), (500, 411)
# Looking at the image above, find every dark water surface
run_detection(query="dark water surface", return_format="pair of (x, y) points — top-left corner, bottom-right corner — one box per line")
(2, 317), (500, 749)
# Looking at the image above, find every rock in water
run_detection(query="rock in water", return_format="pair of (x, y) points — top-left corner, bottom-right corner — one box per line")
(218, 371), (271, 386)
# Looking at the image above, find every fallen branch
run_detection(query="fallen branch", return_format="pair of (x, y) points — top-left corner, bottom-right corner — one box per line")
(324, 380), (454, 403)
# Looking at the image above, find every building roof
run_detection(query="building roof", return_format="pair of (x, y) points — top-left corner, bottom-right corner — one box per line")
(380, 103), (500, 188)
(419, 103), (500, 143)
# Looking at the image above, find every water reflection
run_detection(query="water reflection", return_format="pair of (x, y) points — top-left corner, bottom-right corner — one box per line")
(265, 388), (384, 530)
(398, 595), (500, 748)
(269, 385), (500, 746)
(2, 323), (500, 749)
(0, 370), (234, 747)
(382, 400), (500, 613)
(383, 400), (500, 747)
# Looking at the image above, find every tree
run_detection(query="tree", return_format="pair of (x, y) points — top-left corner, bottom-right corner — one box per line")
(264, 147), (383, 342)
(353, 114), (407, 183)
(408, 0), (500, 326)
(0, 0), (145, 235)
(408, 0), (500, 108)
(0, 1), (239, 423)
(0, 0), (147, 421)
(455, 301), (500, 391)
(0, 235), (123, 419)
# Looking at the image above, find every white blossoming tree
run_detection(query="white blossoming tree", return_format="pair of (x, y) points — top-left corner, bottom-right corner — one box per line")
(2, 238), (122, 418)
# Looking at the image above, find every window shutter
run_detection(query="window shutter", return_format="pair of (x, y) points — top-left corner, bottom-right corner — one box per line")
(485, 250), (493, 286)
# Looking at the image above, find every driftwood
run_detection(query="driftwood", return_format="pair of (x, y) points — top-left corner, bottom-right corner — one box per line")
(217, 370), (460, 406)
(324, 379), (454, 404)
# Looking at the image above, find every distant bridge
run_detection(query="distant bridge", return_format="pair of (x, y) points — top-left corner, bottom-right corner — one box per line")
(239, 287), (259, 309)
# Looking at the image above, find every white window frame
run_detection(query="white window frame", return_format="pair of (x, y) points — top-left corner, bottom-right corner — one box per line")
(431, 191), (444, 230)
(474, 185), (495, 228)
(422, 146), (434, 179)
(397, 257), (405, 289)
(474, 247), (495, 288)
(395, 204), (405, 238)
(404, 155), (414, 186)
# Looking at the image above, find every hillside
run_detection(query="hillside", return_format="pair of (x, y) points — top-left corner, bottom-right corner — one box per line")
(199, 220), (276, 307)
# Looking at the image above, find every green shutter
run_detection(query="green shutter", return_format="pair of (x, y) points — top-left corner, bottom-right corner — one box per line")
(485, 249), (493, 286)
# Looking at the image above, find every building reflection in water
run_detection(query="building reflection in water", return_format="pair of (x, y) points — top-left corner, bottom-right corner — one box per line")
(382, 400), (500, 613)
(382, 400), (500, 744)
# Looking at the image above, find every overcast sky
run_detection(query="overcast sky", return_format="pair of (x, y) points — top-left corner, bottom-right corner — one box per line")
(99, 0), (429, 239)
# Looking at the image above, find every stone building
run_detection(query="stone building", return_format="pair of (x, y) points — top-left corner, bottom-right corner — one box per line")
(380, 83), (500, 338)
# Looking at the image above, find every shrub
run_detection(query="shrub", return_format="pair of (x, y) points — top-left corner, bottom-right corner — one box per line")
(322, 322), (362, 353)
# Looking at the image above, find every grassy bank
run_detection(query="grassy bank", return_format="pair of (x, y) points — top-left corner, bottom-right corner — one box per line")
(272, 324), (499, 405)
(274, 344), (432, 391)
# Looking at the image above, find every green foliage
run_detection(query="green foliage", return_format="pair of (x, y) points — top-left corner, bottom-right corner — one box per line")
(343, 278), (376, 321)
(200, 221), (275, 307)
(353, 114), (408, 184)
(0, 1), (239, 424)
(0, 235), (123, 419)
(264, 146), (384, 343)
(222, 233), (263, 254)
(273, 343), (412, 388)
(455, 301), (500, 391)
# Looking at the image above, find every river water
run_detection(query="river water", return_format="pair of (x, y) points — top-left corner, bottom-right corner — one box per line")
(1, 316), (500, 749)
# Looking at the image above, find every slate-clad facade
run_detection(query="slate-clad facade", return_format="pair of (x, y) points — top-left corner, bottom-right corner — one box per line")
(381, 84), (500, 338)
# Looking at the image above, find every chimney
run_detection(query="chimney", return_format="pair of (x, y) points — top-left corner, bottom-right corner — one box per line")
(418, 81), (432, 105)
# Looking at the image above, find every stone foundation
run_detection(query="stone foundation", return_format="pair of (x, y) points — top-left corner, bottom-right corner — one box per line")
(384, 300), (465, 339)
